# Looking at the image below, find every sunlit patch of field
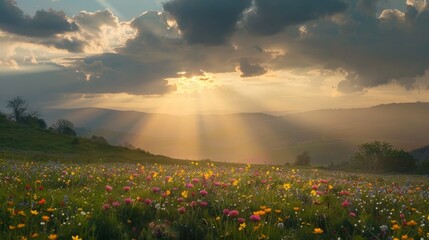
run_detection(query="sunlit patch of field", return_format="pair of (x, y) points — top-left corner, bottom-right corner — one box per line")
(0, 159), (428, 240)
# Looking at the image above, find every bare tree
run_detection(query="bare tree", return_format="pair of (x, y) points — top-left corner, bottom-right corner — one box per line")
(6, 96), (29, 122)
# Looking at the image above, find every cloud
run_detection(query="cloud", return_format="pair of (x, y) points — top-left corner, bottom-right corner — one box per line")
(244, 0), (348, 35)
(238, 59), (267, 77)
(163, 0), (252, 45)
(73, 9), (118, 37)
(0, 0), (79, 37)
(266, 0), (429, 92)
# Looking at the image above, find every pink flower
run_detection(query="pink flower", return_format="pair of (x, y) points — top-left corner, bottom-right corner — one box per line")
(349, 212), (356, 217)
(105, 185), (113, 192)
(199, 190), (208, 196)
(223, 209), (230, 215)
(124, 198), (133, 205)
(341, 200), (351, 208)
(199, 201), (208, 207)
(190, 201), (197, 207)
(186, 183), (194, 188)
(144, 198), (153, 205)
(123, 186), (131, 192)
(191, 178), (200, 184)
(178, 207), (186, 214)
(102, 203), (110, 210)
(339, 190), (350, 196)
(399, 213), (405, 219)
(112, 201), (120, 208)
(237, 218), (245, 224)
(177, 197), (184, 203)
(152, 187), (160, 193)
(165, 176), (172, 183)
(311, 185), (319, 190)
(228, 210), (239, 218)
(250, 215), (261, 222)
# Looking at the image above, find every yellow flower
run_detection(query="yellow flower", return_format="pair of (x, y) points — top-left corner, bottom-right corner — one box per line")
(283, 183), (291, 190)
(401, 235), (408, 240)
(31, 210), (39, 215)
(9, 225), (16, 230)
(239, 222), (246, 231)
(47, 234), (58, 240)
(72, 235), (82, 240)
(42, 215), (50, 222)
(264, 208), (272, 213)
(20, 237), (28, 240)
(47, 208), (56, 213)
(181, 190), (188, 198)
(18, 210), (26, 216)
(215, 216), (220, 221)
(313, 228), (324, 234)
(274, 209), (282, 214)
(17, 223), (25, 229)
(293, 207), (300, 211)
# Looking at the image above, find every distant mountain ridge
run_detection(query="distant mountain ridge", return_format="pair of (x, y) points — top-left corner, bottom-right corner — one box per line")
(41, 102), (429, 165)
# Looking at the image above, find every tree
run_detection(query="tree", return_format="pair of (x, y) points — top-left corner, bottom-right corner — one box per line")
(51, 119), (76, 136)
(20, 115), (47, 129)
(350, 141), (416, 172)
(7, 96), (30, 122)
(294, 151), (311, 166)
(90, 135), (109, 145)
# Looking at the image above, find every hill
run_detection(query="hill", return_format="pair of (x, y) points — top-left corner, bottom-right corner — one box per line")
(41, 102), (429, 165)
(0, 118), (184, 164)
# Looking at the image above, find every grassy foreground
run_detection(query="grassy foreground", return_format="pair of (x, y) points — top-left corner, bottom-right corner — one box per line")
(0, 159), (428, 240)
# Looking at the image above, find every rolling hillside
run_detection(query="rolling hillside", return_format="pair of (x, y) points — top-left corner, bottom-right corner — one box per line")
(0, 118), (183, 164)
(41, 102), (429, 164)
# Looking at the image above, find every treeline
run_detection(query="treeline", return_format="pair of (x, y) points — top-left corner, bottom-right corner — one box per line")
(327, 141), (429, 174)
(1, 96), (78, 136)
(0, 97), (113, 146)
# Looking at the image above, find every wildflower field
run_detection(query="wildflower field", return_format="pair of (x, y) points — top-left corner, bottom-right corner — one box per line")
(1, 159), (428, 240)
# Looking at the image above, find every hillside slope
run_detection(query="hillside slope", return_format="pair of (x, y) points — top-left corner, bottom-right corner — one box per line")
(0, 118), (183, 164)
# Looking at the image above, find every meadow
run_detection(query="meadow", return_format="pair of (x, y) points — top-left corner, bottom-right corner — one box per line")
(1, 159), (428, 240)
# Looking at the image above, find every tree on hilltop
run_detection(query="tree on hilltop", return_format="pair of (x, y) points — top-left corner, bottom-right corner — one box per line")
(51, 119), (76, 136)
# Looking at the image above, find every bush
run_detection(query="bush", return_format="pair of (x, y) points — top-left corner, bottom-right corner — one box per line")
(294, 151), (311, 166)
(350, 141), (416, 173)
(51, 119), (77, 136)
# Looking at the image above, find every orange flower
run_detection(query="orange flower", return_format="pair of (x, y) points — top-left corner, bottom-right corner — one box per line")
(42, 215), (50, 222)
(47, 234), (58, 240)
(313, 228), (324, 234)
(407, 220), (417, 227)
(38, 198), (46, 205)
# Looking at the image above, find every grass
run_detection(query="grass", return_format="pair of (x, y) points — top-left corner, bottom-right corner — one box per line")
(1, 119), (429, 239)
(0, 119), (185, 164)
(0, 159), (428, 240)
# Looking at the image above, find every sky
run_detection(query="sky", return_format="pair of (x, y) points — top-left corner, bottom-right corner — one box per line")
(1, 0), (429, 115)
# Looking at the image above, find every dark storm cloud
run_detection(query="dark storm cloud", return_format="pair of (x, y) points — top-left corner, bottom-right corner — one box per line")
(0, 0), (79, 37)
(41, 37), (86, 53)
(163, 0), (252, 45)
(273, 0), (429, 92)
(78, 53), (177, 95)
(244, 0), (348, 35)
(239, 59), (267, 77)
